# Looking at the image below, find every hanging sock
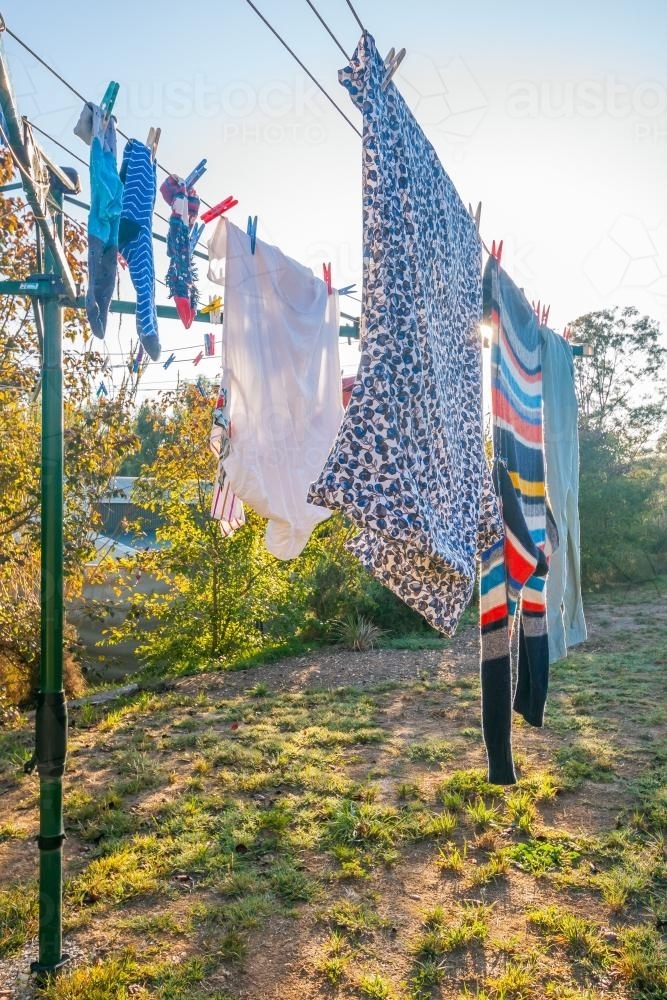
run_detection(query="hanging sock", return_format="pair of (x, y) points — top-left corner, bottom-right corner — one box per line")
(160, 174), (201, 329)
(74, 102), (123, 340)
(118, 139), (161, 361)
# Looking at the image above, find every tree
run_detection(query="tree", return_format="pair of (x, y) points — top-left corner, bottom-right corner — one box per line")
(0, 147), (137, 705)
(568, 307), (667, 586)
(570, 306), (667, 458)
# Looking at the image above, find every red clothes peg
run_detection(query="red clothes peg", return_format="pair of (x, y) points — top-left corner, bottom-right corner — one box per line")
(201, 196), (238, 224)
(193, 351), (204, 366)
(490, 239), (503, 264)
(323, 262), (332, 294)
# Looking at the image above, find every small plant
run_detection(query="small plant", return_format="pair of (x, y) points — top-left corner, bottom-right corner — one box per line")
(435, 841), (467, 874)
(484, 958), (537, 998)
(358, 971), (395, 998)
(397, 781), (422, 801)
(469, 850), (510, 886)
(505, 791), (538, 834)
(506, 838), (580, 876)
(325, 899), (382, 937)
(317, 954), (348, 985)
(436, 770), (503, 804)
(617, 925), (667, 997)
(465, 797), (501, 830)
(406, 739), (456, 764)
(527, 906), (610, 965)
(425, 810), (457, 838)
(247, 681), (271, 697)
(330, 614), (386, 652)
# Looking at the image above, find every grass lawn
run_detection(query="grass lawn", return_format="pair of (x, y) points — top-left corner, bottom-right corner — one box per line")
(0, 579), (666, 999)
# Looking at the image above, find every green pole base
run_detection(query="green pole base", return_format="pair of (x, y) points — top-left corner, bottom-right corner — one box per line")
(30, 953), (71, 977)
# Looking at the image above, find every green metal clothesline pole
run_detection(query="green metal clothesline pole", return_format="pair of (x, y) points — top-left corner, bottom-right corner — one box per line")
(34, 188), (68, 975)
(0, 29), (73, 976)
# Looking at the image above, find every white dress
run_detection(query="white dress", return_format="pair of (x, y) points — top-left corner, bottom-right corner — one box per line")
(208, 218), (343, 560)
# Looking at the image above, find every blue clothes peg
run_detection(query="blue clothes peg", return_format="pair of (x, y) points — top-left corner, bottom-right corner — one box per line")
(100, 81), (120, 120)
(132, 345), (144, 373)
(247, 215), (258, 255)
(196, 376), (207, 398)
(184, 158), (207, 188)
(163, 352), (176, 370)
(96, 381), (108, 398)
(338, 283), (357, 296)
(189, 222), (205, 258)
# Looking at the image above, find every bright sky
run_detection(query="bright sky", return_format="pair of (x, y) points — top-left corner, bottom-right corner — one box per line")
(2, 0), (666, 398)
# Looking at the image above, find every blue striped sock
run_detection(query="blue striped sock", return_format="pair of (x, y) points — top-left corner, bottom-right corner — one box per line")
(119, 139), (161, 361)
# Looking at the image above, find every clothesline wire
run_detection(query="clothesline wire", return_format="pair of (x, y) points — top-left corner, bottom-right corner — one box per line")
(344, 0), (366, 33)
(2, 24), (215, 208)
(240, 0), (362, 138)
(303, 0), (350, 60)
(24, 119), (210, 258)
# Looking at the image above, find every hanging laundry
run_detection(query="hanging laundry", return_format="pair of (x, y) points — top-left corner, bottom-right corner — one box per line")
(210, 384), (246, 537)
(159, 174), (201, 328)
(208, 217), (344, 559)
(308, 32), (502, 635)
(118, 139), (161, 361)
(479, 256), (555, 784)
(341, 374), (356, 408)
(73, 102), (123, 340)
(541, 326), (587, 663)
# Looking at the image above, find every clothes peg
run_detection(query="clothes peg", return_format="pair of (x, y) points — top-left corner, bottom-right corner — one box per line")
(563, 326), (571, 341)
(490, 239), (503, 264)
(146, 126), (161, 159)
(96, 381), (108, 398)
(382, 47), (406, 91)
(163, 352), (176, 370)
(199, 295), (223, 315)
(200, 196), (238, 224)
(323, 262), (332, 294)
(196, 377), (208, 398)
(184, 158), (207, 188)
(468, 201), (482, 232)
(118, 252), (128, 270)
(204, 332), (215, 357)
(541, 304), (551, 327)
(189, 222), (205, 258)
(200, 296), (223, 328)
(199, 295), (222, 313)
(247, 215), (258, 254)
(132, 345), (144, 373)
(338, 283), (357, 296)
(100, 81), (119, 121)
(193, 351), (204, 367)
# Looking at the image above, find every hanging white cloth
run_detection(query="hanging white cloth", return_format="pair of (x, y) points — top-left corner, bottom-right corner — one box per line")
(208, 218), (343, 559)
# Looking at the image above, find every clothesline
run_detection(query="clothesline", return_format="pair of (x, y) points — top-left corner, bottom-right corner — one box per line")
(2, 10), (568, 343)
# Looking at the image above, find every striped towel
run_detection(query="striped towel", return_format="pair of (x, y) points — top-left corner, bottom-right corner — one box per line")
(480, 256), (552, 785)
